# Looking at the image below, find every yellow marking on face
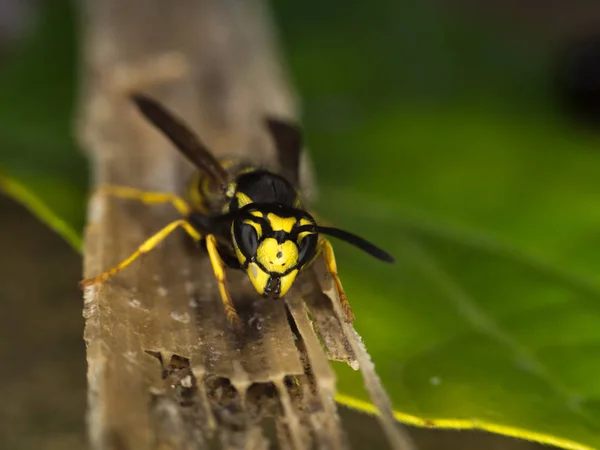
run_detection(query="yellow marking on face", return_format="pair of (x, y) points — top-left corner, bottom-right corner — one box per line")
(235, 190), (254, 206)
(250, 210), (263, 218)
(278, 269), (298, 297)
(299, 218), (312, 227)
(247, 262), (270, 295)
(243, 219), (262, 238)
(256, 238), (298, 274)
(267, 213), (297, 232)
(298, 231), (313, 241)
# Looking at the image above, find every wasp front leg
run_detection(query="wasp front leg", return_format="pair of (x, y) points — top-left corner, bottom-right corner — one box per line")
(93, 185), (192, 217)
(205, 234), (242, 327)
(319, 237), (355, 323)
(81, 219), (202, 287)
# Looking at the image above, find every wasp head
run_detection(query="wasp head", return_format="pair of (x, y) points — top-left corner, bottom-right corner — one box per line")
(231, 205), (318, 299)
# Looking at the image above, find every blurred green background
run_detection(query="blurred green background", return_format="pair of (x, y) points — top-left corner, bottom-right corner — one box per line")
(3, 0), (600, 449)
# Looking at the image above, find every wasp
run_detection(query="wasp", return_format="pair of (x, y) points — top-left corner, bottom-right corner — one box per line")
(81, 94), (394, 326)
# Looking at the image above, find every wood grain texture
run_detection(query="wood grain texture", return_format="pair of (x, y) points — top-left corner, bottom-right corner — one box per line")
(77, 1), (413, 449)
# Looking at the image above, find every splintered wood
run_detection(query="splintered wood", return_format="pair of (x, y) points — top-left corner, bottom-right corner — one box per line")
(78, 1), (415, 449)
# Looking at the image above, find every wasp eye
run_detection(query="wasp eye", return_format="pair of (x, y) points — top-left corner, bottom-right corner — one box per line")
(297, 233), (317, 266)
(239, 223), (259, 257)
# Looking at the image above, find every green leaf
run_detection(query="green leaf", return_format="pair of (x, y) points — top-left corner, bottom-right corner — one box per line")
(5, 1), (600, 449)
(317, 112), (600, 450)
(0, 1), (86, 251)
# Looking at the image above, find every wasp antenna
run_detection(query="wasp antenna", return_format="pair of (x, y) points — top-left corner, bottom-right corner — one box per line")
(317, 226), (395, 263)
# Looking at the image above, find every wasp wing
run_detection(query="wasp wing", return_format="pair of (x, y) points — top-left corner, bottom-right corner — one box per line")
(265, 117), (302, 187)
(132, 94), (229, 189)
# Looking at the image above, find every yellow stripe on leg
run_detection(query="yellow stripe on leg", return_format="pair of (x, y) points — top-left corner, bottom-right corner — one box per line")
(321, 237), (355, 322)
(81, 219), (201, 287)
(205, 234), (242, 327)
(95, 185), (192, 216)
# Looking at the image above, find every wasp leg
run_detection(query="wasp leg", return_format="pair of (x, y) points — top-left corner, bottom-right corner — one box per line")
(320, 238), (355, 323)
(94, 185), (191, 216)
(81, 219), (201, 287)
(205, 234), (242, 327)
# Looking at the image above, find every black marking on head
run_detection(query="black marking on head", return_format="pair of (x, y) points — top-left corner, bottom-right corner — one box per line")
(238, 203), (315, 225)
(273, 230), (288, 244)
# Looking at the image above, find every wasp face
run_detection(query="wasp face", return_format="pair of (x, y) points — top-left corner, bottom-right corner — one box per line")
(232, 208), (318, 298)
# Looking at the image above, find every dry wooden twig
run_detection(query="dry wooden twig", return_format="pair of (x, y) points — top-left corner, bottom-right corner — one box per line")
(77, 1), (416, 449)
